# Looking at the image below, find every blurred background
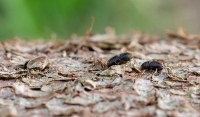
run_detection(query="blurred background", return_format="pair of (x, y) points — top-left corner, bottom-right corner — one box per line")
(0, 0), (199, 40)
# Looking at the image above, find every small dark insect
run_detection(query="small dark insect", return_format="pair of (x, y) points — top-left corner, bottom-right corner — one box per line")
(141, 61), (163, 71)
(107, 53), (132, 67)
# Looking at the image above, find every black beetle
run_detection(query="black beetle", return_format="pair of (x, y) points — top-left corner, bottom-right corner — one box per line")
(141, 61), (163, 71)
(107, 53), (132, 67)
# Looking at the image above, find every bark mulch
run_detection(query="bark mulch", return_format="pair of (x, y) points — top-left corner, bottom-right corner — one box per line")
(0, 28), (200, 117)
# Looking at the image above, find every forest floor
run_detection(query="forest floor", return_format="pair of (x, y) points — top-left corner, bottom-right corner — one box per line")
(0, 29), (200, 117)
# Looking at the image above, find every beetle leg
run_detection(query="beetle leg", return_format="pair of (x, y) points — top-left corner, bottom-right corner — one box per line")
(152, 69), (157, 75)
(142, 70), (145, 74)
(121, 64), (125, 78)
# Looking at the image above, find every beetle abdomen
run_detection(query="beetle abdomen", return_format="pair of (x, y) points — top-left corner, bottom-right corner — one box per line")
(107, 52), (132, 67)
(141, 61), (163, 71)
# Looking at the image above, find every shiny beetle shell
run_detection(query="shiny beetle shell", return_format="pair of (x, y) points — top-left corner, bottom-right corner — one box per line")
(107, 53), (132, 67)
(141, 61), (163, 71)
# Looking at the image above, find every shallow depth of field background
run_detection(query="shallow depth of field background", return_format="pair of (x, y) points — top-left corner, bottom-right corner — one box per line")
(0, 0), (199, 40)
